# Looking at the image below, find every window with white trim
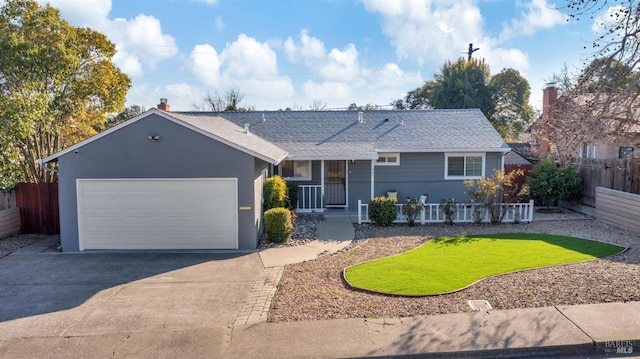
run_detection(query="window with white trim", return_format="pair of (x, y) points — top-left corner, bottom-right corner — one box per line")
(579, 143), (596, 159)
(445, 153), (485, 179)
(375, 152), (400, 166)
(279, 160), (311, 180)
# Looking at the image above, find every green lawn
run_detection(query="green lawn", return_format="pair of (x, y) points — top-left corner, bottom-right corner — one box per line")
(344, 233), (624, 296)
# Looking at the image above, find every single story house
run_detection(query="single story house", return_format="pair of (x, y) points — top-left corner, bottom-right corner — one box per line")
(40, 106), (510, 252)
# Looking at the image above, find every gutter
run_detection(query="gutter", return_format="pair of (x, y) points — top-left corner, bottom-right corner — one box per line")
(38, 158), (58, 174)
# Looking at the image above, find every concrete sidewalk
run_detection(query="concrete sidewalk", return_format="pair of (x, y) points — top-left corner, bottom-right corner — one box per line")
(3, 301), (638, 358)
(224, 301), (640, 358)
(258, 215), (354, 267)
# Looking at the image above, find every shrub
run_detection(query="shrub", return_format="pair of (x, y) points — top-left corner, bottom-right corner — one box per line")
(285, 181), (299, 210)
(440, 198), (458, 225)
(464, 169), (529, 224)
(264, 175), (288, 210)
(526, 157), (583, 207)
(369, 196), (398, 226)
(401, 199), (424, 226)
(264, 207), (293, 243)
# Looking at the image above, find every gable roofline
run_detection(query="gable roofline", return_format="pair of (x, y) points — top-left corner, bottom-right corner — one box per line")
(39, 108), (288, 166)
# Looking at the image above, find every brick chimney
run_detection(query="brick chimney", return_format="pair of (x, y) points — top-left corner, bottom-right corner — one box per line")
(542, 86), (557, 117)
(157, 98), (170, 111)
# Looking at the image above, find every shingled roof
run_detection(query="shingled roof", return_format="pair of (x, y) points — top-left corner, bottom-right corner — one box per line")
(175, 109), (510, 160)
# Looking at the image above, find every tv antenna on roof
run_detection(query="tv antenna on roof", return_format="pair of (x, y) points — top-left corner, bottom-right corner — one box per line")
(466, 43), (479, 61)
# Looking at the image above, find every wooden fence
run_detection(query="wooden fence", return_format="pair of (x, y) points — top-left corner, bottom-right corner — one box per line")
(0, 190), (17, 211)
(0, 207), (20, 239)
(595, 187), (640, 233)
(573, 158), (640, 207)
(14, 183), (59, 234)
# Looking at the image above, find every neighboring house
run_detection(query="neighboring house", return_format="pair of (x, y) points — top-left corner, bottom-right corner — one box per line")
(40, 103), (510, 252)
(524, 86), (640, 160)
(505, 143), (537, 166)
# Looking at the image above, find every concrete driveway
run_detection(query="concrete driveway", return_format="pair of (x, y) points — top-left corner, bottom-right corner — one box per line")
(0, 249), (263, 357)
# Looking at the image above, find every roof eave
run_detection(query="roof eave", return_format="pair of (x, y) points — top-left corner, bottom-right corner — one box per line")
(375, 147), (512, 153)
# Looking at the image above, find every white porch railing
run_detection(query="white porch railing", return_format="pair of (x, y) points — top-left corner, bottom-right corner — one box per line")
(357, 199), (535, 225)
(297, 185), (323, 212)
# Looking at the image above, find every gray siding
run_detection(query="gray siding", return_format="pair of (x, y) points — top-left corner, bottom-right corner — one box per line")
(57, 113), (265, 251)
(352, 152), (505, 208)
(347, 160), (372, 209)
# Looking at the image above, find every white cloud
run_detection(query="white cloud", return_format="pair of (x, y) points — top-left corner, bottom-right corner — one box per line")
(361, 0), (484, 66)
(303, 81), (353, 101)
(187, 34), (295, 106)
(36, 0), (178, 78)
(195, 0), (219, 4)
(36, 0), (111, 27)
(107, 14), (178, 74)
(592, 5), (625, 35)
(485, 47), (530, 73)
(320, 44), (370, 82)
(499, 0), (567, 41)
(189, 44), (220, 86)
(284, 29), (326, 65)
(219, 34), (279, 79)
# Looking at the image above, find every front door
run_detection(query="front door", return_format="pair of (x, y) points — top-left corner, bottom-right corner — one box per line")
(324, 160), (346, 206)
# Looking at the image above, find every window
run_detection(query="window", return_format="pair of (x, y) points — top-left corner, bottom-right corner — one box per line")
(619, 146), (633, 159)
(579, 143), (596, 159)
(445, 153), (485, 179)
(375, 152), (400, 166)
(279, 160), (311, 180)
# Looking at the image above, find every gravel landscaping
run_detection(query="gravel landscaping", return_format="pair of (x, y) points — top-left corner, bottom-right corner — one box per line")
(0, 234), (57, 257)
(269, 219), (640, 322)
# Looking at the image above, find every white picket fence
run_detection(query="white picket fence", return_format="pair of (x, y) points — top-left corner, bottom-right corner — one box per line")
(357, 199), (535, 225)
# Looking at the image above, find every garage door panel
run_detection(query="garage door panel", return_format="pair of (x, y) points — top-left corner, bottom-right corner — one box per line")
(77, 179), (238, 250)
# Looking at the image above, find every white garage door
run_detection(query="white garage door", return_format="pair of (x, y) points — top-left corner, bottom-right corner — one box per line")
(77, 179), (238, 250)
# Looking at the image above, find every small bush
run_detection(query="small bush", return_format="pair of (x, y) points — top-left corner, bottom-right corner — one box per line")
(264, 175), (288, 210)
(464, 169), (529, 224)
(369, 196), (398, 226)
(401, 199), (424, 226)
(264, 207), (293, 243)
(440, 198), (458, 225)
(526, 157), (583, 207)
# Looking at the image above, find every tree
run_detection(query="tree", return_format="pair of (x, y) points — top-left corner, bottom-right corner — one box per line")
(549, 1), (640, 162)
(308, 100), (327, 111)
(102, 105), (143, 130)
(347, 103), (384, 111)
(0, 0), (131, 189)
(395, 58), (535, 140)
(391, 85), (431, 109)
(490, 68), (535, 140)
(578, 58), (635, 93)
(540, 57), (639, 162)
(425, 58), (495, 118)
(201, 88), (254, 111)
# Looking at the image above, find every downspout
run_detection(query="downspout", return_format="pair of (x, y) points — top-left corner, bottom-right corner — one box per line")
(370, 160), (375, 200)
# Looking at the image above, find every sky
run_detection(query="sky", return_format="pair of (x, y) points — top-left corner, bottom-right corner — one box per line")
(29, 0), (609, 113)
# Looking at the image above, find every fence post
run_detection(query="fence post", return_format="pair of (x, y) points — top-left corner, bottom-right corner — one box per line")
(357, 200), (362, 225)
(528, 199), (534, 222)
